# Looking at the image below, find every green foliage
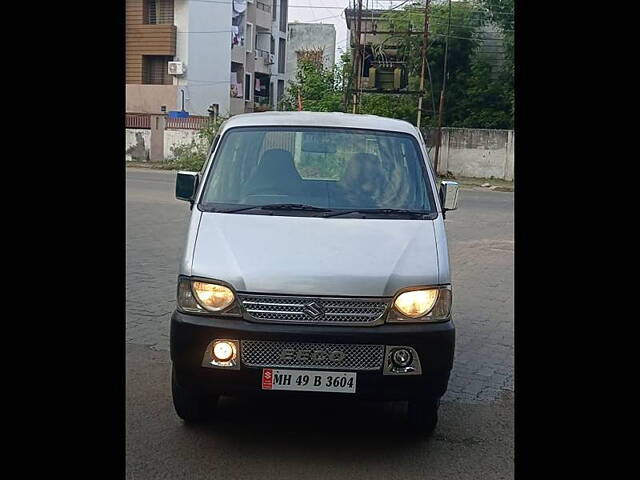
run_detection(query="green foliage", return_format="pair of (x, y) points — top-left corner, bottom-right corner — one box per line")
(382, 1), (483, 82)
(448, 57), (512, 129)
(282, 1), (513, 129)
(166, 117), (225, 171)
(359, 94), (418, 124)
(380, 1), (513, 128)
(281, 60), (345, 112)
(477, 0), (514, 122)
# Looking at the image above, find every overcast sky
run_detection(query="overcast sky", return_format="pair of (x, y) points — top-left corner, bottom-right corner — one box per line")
(287, 1), (412, 60)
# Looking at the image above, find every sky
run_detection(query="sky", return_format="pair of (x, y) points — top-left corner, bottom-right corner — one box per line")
(287, 1), (413, 61)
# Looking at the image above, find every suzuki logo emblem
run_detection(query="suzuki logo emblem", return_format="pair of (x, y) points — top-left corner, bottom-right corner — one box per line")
(303, 301), (324, 319)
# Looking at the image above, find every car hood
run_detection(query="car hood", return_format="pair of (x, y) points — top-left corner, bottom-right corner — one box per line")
(190, 212), (441, 297)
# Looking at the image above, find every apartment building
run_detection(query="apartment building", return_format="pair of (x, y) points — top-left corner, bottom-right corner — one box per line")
(126, 0), (289, 117)
(285, 23), (336, 86)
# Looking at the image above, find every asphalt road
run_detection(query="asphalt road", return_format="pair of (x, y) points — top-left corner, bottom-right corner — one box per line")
(126, 168), (514, 479)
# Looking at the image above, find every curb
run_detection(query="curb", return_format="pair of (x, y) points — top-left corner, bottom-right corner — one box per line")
(126, 162), (174, 170)
(458, 184), (514, 192)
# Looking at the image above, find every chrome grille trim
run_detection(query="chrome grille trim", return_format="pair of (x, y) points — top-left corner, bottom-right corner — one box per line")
(238, 293), (390, 326)
(241, 340), (385, 371)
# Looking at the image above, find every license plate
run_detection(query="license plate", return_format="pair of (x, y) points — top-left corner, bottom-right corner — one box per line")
(262, 368), (357, 393)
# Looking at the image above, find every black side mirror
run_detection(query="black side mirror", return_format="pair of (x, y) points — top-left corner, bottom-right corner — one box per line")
(176, 171), (199, 205)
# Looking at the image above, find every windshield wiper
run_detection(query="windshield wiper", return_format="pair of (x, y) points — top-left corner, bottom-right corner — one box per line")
(220, 203), (333, 214)
(323, 208), (431, 218)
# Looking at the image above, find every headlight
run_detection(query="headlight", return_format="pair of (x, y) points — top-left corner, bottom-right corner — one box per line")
(387, 286), (452, 323)
(394, 290), (439, 317)
(177, 277), (240, 315)
(192, 281), (235, 311)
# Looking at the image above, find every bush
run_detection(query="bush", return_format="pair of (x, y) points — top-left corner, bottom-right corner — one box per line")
(165, 117), (225, 171)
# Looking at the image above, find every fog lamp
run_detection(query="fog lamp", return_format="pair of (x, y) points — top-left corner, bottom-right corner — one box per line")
(392, 348), (413, 368)
(212, 341), (235, 362)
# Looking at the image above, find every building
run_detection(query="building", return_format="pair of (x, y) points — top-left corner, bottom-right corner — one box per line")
(345, 3), (508, 88)
(344, 8), (408, 92)
(126, 0), (289, 117)
(285, 23), (336, 86)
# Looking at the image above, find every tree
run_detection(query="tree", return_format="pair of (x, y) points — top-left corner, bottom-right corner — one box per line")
(378, 2), (480, 126)
(280, 59), (344, 112)
(478, 0), (514, 124)
(281, 1), (514, 129)
(359, 94), (418, 124)
(450, 56), (512, 129)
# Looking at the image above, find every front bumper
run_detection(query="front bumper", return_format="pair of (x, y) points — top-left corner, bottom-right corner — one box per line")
(170, 310), (455, 400)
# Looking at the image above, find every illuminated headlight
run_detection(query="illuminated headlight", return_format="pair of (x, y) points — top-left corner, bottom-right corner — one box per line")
(177, 277), (240, 315)
(387, 286), (452, 323)
(192, 281), (235, 311)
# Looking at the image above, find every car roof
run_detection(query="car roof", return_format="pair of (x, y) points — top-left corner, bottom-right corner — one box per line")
(220, 111), (420, 136)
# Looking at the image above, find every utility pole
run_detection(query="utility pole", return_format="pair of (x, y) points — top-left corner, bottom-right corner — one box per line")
(352, 0), (363, 113)
(416, 0), (430, 129)
(433, 0), (452, 175)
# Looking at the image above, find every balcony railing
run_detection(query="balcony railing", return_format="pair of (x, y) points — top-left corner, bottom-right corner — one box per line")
(255, 48), (271, 59)
(256, 1), (271, 13)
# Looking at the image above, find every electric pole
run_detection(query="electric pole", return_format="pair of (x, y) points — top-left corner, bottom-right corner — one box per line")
(416, 0), (430, 129)
(433, 0), (452, 176)
(352, 0), (363, 113)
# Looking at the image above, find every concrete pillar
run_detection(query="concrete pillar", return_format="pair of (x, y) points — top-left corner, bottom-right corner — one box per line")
(437, 129), (450, 176)
(149, 115), (166, 162)
(504, 130), (514, 181)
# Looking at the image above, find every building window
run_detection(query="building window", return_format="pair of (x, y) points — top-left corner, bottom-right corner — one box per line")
(143, 0), (174, 25)
(246, 22), (253, 52)
(278, 38), (286, 74)
(272, 0), (277, 21)
(143, 56), (172, 85)
(279, 0), (288, 32)
(245, 73), (253, 102)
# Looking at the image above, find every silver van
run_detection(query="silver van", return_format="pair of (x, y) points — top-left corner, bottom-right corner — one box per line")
(171, 112), (459, 435)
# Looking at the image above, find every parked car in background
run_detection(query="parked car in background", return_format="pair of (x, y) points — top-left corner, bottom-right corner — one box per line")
(171, 112), (459, 435)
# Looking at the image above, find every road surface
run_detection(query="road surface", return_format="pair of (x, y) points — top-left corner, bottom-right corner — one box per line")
(126, 168), (514, 479)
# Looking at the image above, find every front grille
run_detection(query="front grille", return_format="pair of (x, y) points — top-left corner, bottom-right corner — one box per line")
(241, 340), (385, 371)
(238, 294), (389, 326)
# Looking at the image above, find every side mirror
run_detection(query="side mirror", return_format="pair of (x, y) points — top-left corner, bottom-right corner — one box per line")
(176, 171), (199, 204)
(439, 181), (459, 213)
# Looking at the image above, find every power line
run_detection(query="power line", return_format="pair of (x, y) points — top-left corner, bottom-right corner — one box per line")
(349, 16), (514, 32)
(188, 0), (513, 16)
(175, 30), (232, 34)
(433, 0), (451, 173)
(188, 0), (347, 8)
(416, 1), (430, 128)
(307, 0), (319, 22)
(297, 12), (344, 23)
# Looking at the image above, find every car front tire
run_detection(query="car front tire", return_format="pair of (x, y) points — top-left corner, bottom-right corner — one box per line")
(171, 366), (219, 424)
(407, 394), (440, 436)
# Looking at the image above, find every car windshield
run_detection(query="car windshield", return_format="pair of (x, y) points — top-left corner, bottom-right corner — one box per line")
(199, 126), (436, 215)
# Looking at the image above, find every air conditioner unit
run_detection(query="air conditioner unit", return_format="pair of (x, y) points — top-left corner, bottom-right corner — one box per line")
(266, 53), (275, 65)
(168, 61), (186, 75)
